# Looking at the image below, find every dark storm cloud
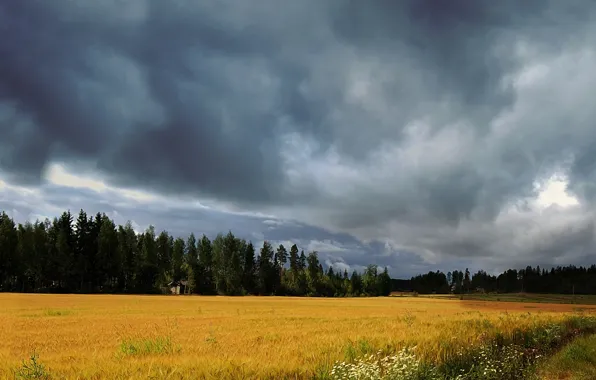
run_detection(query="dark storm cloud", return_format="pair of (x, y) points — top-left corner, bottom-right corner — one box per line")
(0, 0), (583, 200)
(3, 0), (596, 273)
(0, 0), (289, 201)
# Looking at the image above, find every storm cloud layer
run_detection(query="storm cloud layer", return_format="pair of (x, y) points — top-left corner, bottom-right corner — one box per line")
(2, 1), (596, 275)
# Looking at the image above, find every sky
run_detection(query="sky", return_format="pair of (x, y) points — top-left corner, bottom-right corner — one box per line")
(1, 1), (596, 278)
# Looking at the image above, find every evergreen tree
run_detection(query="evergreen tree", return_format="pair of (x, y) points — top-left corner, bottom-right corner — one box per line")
(32, 220), (49, 290)
(55, 211), (75, 290)
(299, 251), (307, 271)
(306, 251), (321, 295)
(224, 232), (243, 295)
(289, 244), (299, 272)
(275, 244), (288, 294)
(378, 267), (392, 296)
(258, 241), (275, 295)
(350, 271), (362, 296)
(463, 268), (471, 293)
(156, 231), (173, 287)
(97, 215), (118, 289)
(185, 233), (199, 293)
(16, 222), (33, 291)
(90, 212), (104, 288)
(212, 233), (226, 294)
(0, 213), (18, 290)
(74, 210), (92, 292)
(139, 226), (158, 293)
(172, 237), (185, 283)
(118, 221), (138, 292)
(242, 242), (257, 294)
(198, 234), (214, 294)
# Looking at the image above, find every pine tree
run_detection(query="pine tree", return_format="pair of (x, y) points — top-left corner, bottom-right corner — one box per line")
(212, 233), (226, 294)
(464, 268), (471, 294)
(223, 232), (242, 295)
(0, 213), (18, 290)
(299, 251), (306, 271)
(198, 234), (214, 294)
(90, 213), (104, 289)
(139, 226), (158, 293)
(289, 244), (299, 272)
(306, 251), (321, 295)
(258, 241), (275, 295)
(242, 242), (257, 294)
(55, 211), (75, 290)
(156, 231), (173, 287)
(74, 210), (92, 291)
(15, 222), (32, 291)
(185, 233), (199, 293)
(32, 220), (49, 290)
(97, 215), (118, 289)
(118, 221), (138, 292)
(378, 267), (392, 296)
(172, 237), (185, 283)
(350, 271), (362, 296)
(275, 244), (288, 294)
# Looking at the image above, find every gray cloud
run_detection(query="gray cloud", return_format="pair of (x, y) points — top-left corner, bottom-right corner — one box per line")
(2, 1), (596, 275)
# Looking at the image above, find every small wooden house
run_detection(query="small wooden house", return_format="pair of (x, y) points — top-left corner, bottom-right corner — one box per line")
(168, 280), (189, 295)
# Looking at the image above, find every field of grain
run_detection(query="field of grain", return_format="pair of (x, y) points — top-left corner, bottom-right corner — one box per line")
(3, 293), (596, 379)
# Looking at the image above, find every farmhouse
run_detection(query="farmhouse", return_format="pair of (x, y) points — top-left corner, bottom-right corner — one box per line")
(167, 280), (189, 295)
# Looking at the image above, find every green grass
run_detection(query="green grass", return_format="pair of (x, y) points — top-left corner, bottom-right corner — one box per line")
(44, 309), (72, 317)
(539, 334), (596, 379)
(118, 336), (180, 357)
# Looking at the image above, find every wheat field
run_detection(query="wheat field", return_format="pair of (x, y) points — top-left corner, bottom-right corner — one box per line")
(3, 293), (595, 379)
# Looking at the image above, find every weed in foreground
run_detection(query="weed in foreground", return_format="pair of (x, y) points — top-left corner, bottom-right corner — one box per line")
(15, 350), (50, 380)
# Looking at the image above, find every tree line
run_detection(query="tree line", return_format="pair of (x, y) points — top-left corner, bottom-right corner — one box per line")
(406, 266), (596, 295)
(3, 208), (594, 297)
(0, 210), (392, 296)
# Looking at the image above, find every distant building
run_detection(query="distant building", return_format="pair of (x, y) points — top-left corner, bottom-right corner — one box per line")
(167, 280), (189, 295)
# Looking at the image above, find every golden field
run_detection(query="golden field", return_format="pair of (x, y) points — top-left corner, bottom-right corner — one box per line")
(2, 293), (596, 379)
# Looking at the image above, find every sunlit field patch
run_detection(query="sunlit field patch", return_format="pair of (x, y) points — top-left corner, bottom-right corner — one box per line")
(2, 293), (595, 379)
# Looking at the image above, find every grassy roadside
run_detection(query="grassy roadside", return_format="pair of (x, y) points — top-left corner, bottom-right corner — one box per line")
(538, 334), (596, 380)
(391, 292), (596, 305)
(324, 315), (596, 379)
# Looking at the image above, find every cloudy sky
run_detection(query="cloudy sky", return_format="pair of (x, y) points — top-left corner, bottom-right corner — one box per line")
(2, 1), (596, 278)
